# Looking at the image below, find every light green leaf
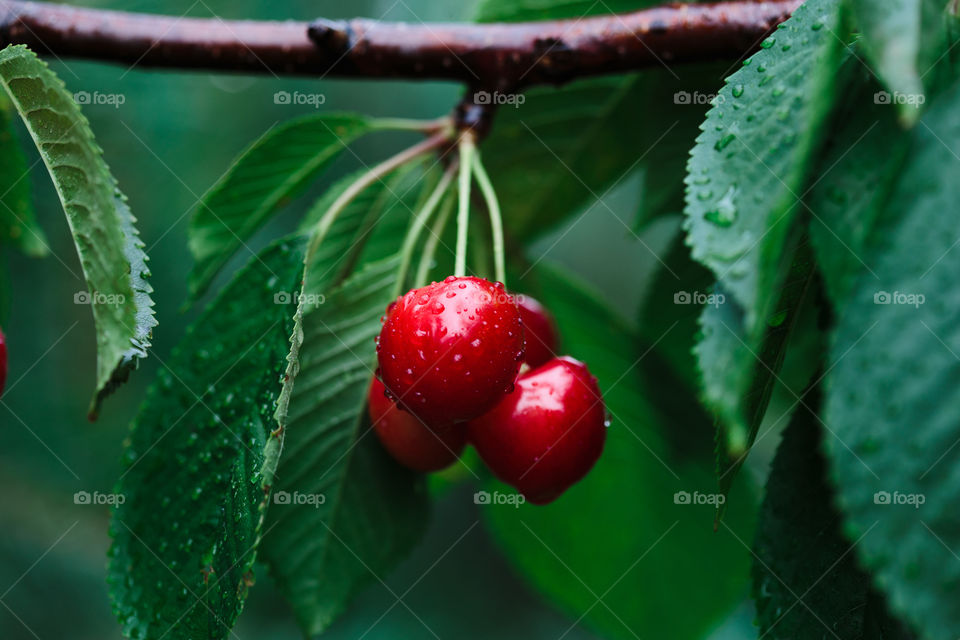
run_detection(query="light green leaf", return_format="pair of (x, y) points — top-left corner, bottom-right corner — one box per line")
(753, 392), (913, 638)
(850, 0), (946, 125)
(0, 92), (46, 256)
(261, 256), (428, 637)
(700, 240), (817, 480)
(0, 44), (155, 417)
(684, 0), (844, 468)
(108, 235), (306, 640)
(187, 112), (375, 298)
(823, 77), (960, 640)
(484, 264), (756, 640)
(684, 0), (843, 327)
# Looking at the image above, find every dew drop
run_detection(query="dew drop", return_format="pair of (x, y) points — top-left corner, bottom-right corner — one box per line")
(704, 185), (738, 227)
(767, 310), (787, 327)
(714, 134), (735, 151)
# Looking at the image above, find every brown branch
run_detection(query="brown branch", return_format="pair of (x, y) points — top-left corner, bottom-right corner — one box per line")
(0, 0), (801, 87)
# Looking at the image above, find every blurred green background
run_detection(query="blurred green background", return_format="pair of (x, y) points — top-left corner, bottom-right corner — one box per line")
(0, 0), (768, 638)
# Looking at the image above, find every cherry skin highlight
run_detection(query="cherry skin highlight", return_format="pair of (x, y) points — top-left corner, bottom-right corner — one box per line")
(368, 378), (466, 472)
(376, 276), (525, 426)
(516, 295), (558, 367)
(0, 327), (6, 398)
(468, 356), (606, 504)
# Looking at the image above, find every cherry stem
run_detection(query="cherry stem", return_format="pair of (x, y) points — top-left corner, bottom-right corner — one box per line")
(455, 133), (476, 277)
(304, 130), (447, 264)
(371, 116), (452, 134)
(471, 150), (506, 286)
(415, 190), (455, 287)
(394, 161), (458, 297)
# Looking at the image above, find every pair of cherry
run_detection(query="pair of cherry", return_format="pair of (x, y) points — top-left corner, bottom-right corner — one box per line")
(369, 276), (607, 504)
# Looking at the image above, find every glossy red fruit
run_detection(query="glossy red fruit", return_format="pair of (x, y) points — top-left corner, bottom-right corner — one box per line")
(516, 295), (558, 367)
(377, 276), (524, 426)
(368, 378), (466, 472)
(0, 327), (6, 397)
(468, 356), (606, 504)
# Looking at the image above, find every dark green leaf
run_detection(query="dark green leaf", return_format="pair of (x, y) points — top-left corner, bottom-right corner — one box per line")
(108, 235), (306, 640)
(753, 390), (912, 638)
(823, 77), (960, 640)
(0, 92), (46, 257)
(637, 222), (713, 387)
(484, 264), (756, 640)
(808, 68), (911, 306)
(188, 113), (375, 298)
(476, 0), (703, 240)
(261, 256), (429, 637)
(0, 45), (155, 417)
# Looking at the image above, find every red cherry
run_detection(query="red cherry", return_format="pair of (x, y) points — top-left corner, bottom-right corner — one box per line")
(468, 356), (606, 504)
(368, 377), (466, 472)
(377, 276), (524, 426)
(0, 327), (6, 397)
(516, 295), (558, 367)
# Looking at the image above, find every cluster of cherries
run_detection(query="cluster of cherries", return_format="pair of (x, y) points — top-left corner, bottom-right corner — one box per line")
(369, 276), (607, 504)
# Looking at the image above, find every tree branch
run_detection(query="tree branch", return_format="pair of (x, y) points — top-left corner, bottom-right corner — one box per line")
(0, 0), (801, 87)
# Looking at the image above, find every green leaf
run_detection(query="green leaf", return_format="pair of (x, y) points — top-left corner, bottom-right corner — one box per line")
(684, 0), (844, 473)
(483, 264), (756, 640)
(476, 0), (702, 240)
(701, 240), (818, 490)
(808, 68), (911, 305)
(0, 44), (155, 417)
(753, 390), (913, 638)
(850, 0), (945, 125)
(0, 92), (46, 256)
(261, 256), (429, 637)
(637, 221), (714, 387)
(684, 0), (844, 327)
(187, 112), (375, 298)
(634, 65), (725, 230)
(823, 77), (960, 640)
(108, 235), (306, 640)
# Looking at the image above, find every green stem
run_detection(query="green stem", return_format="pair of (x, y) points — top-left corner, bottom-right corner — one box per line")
(394, 162), (458, 296)
(455, 135), (476, 277)
(305, 131), (447, 263)
(471, 150), (506, 285)
(415, 190), (455, 287)
(371, 116), (452, 133)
